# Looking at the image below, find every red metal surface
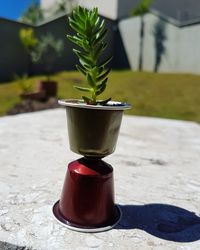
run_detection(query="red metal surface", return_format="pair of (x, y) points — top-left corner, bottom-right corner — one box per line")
(58, 157), (116, 227)
(53, 200), (121, 231)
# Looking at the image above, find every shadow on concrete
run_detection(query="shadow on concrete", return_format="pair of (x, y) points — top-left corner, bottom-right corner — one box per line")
(115, 203), (200, 242)
(0, 241), (33, 250)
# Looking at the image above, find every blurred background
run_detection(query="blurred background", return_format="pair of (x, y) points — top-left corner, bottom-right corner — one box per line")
(0, 0), (200, 122)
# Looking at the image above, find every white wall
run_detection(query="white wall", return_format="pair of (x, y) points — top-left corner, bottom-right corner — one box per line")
(41, 0), (140, 20)
(79, 0), (118, 20)
(119, 14), (200, 74)
(119, 16), (141, 70)
(41, 0), (56, 9)
(80, 0), (140, 20)
(41, 0), (118, 19)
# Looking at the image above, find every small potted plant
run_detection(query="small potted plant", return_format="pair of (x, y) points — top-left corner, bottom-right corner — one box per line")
(31, 34), (64, 98)
(16, 73), (45, 101)
(53, 6), (131, 232)
(19, 29), (64, 99)
(19, 28), (38, 76)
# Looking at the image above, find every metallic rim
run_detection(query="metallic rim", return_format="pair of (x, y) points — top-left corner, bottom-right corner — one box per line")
(52, 200), (122, 233)
(58, 99), (131, 111)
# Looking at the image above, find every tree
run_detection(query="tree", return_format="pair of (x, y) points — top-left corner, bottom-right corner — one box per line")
(20, 0), (44, 25)
(19, 28), (38, 75)
(47, 0), (77, 17)
(19, 28), (64, 80)
(54, 0), (74, 15)
(19, 28), (38, 52)
(131, 0), (154, 71)
(30, 34), (64, 81)
(132, 0), (154, 16)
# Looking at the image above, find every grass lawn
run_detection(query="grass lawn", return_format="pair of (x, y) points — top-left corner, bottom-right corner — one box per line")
(0, 70), (200, 123)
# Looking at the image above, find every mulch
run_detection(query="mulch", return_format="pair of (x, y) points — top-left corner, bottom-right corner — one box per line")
(7, 98), (60, 116)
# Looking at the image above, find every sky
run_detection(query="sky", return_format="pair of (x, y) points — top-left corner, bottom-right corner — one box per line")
(0, 0), (40, 20)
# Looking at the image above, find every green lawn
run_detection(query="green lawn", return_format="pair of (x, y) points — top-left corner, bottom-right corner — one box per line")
(1, 70), (200, 123)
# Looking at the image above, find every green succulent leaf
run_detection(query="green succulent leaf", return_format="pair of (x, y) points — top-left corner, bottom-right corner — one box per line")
(73, 48), (88, 57)
(78, 6), (86, 18)
(73, 49), (93, 65)
(96, 68), (111, 82)
(76, 64), (87, 75)
(90, 7), (98, 24)
(94, 43), (107, 59)
(96, 82), (106, 96)
(79, 60), (91, 70)
(82, 96), (95, 104)
(86, 19), (92, 36)
(99, 56), (113, 68)
(74, 86), (92, 92)
(97, 98), (111, 105)
(91, 66), (99, 78)
(81, 41), (90, 51)
(93, 20), (105, 37)
(95, 17), (100, 27)
(86, 73), (95, 87)
(97, 77), (108, 88)
(67, 35), (82, 47)
(72, 11), (85, 25)
(69, 20), (85, 35)
(93, 29), (107, 46)
(97, 66), (104, 75)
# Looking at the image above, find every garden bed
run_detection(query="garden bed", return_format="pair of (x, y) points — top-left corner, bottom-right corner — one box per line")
(6, 98), (59, 115)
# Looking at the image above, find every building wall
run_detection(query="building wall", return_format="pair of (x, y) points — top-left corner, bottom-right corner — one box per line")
(0, 15), (128, 82)
(118, 0), (140, 19)
(41, 0), (140, 20)
(119, 13), (200, 74)
(33, 15), (117, 74)
(42, 0), (118, 19)
(79, 0), (118, 20)
(33, 15), (77, 75)
(0, 19), (31, 81)
(0, 17), (76, 81)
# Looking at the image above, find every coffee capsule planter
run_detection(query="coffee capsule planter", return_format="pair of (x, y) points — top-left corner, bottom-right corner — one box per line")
(52, 6), (131, 232)
(52, 99), (131, 232)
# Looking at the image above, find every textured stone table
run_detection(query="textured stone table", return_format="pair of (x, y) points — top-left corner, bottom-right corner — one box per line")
(0, 108), (200, 250)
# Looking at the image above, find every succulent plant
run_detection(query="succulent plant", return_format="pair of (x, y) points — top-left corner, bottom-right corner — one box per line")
(67, 6), (112, 105)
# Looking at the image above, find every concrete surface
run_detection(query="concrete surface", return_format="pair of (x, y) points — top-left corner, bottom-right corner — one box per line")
(0, 108), (200, 250)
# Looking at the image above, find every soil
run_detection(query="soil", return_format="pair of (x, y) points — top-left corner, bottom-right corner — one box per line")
(7, 98), (60, 116)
